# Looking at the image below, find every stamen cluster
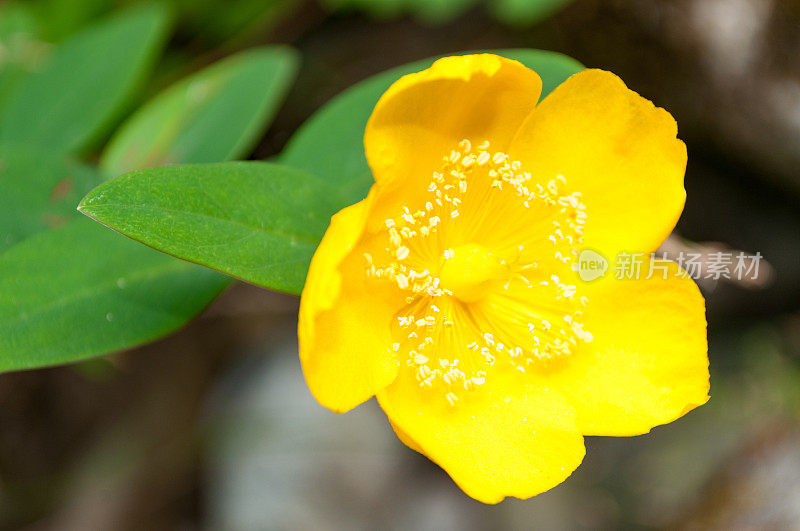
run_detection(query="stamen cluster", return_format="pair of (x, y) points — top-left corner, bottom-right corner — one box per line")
(365, 139), (593, 405)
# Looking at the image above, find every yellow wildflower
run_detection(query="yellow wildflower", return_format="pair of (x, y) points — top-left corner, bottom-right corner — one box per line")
(298, 54), (710, 503)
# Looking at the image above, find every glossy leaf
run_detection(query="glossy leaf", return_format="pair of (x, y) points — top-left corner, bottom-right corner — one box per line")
(0, 217), (229, 373)
(0, 41), (300, 371)
(281, 49), (584, 206)
(101, 46), (299, 176)
(0, 3), (170, 156)
(80, 162), (340, 294)
(0, 144), (102, 252)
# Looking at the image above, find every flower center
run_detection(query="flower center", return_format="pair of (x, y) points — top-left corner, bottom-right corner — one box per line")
(364, 139), (592, 405)
(439, 243), (505, 303)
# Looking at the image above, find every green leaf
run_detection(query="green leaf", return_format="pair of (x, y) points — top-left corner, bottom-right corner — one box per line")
(323, 0), (571, 25)
(0, 3), (171, 156)
(410, 0), (478, 24)
(0, 1), (48, 108)
(323, 0), (476, 22)
(170, 0), (299, 44)
(0, 217), (229, 373)
(31, 0), (115, 41)
(490, 0), (574, 27)
(322, 0), (408, 19)
(0, 37), (299, 373)
(0, 42), (301, 372)
(79, 162), (340, 294)
(101, 46), (299, 177)
(0, 2), (39, 38)
(0, 144), (102, 252)
(281, 49), (584, 206)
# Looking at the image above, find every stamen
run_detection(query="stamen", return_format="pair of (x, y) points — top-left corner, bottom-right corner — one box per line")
(366, 139), (591, 405)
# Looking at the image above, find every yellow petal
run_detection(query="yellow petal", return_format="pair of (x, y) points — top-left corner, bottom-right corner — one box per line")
(298, 192), (401, 413)
(388, 419), (424, 454)
(551, 258), (709, 436)
(365, 54), (542, 189)
(377, 370), (586, 503)
(508, 69), (687, 256)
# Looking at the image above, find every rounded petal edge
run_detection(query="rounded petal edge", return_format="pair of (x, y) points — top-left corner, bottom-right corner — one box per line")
(377, 372), (586, 503)
(299, 191), (400, 413)
(552, 258), (710, 436)
(509, 68), (687, 256)
(365, 54), (543, 188)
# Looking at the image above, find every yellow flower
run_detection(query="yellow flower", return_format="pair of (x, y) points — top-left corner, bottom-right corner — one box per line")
(298, 54), (710, 503)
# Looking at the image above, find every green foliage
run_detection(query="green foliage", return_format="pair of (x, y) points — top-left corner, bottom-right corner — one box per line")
(323, 0), (408, 19)
(80, 163), (340, 294)
(0, 145), (102, 252)
(29, 0), (115, 41)
(0, 5), (298, 372)
(101, 46), (299, 176)
(0, 1), (49, 109)
(0, 218), (228, 372)
(413, 0), (479, 24)
(79, 49), (583, 299)
(0, 2), (39, 37)
(322, 0), (573, 25)
(323, 0), (478, 23)
(281, 49), (584, 205)
(0, 3), (171, 157)
(0, 1), (582, 374)
(169, 0), (299, 43)
(490, 0), (573, 26)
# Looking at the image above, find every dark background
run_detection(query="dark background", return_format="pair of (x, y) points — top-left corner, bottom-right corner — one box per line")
(1, 0), (799, 529)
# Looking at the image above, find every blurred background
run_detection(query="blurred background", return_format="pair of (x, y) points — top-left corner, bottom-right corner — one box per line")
(1, 0), (800, 529)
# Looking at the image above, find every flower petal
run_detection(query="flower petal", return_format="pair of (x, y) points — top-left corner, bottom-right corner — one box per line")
(377, 371), (585, 503)
(551, 258), (709, 436)
(388, 419), (424, 453)
(365, 54), (542, 188)
(298, 193), (401, 413)
(508, 69), (687, 256)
